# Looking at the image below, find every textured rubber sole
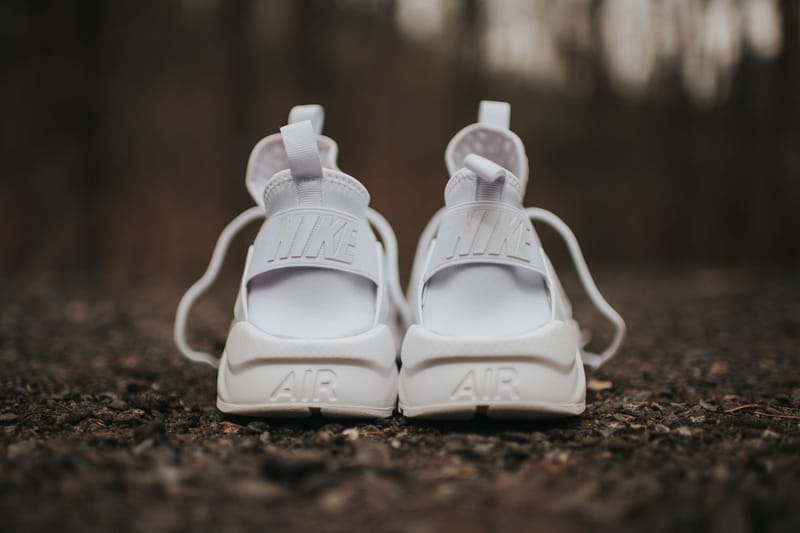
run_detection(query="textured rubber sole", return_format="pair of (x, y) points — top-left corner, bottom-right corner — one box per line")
(399, 359), (585, 420)
(218, 359), (398, 419)
(398, 323), (587, 420)
(217, 398), (395, 419)
(399, 400), (584, 420)
(217, 323), (399, 419)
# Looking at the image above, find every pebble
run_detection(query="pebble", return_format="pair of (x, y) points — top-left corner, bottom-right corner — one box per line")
(761, 429), (780, 439)
(133, 421), (166, 443)
(0, 413), (18, 423)
(319, 484), (355, 514)
(588, 379), (614, 391)
(247, 421), (268, 433)
(62, 408), (92, 425)
(342, 428), (360, 441)
(231, 479), (285, 501)
(352, 440), (391, 468)
(7, 440), (36, 460)
(262, 448), (327, 480)
(699, 400), (718, 411)
(313, 430), (334, 445)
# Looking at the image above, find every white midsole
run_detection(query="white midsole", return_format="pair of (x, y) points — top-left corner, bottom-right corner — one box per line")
(398, 321), (586, 419)
(217, 321), (398, 417)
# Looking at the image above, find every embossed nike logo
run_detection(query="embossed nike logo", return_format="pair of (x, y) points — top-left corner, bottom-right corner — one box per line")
(266, 213), (358, 264)
(444, 208), (533, 262)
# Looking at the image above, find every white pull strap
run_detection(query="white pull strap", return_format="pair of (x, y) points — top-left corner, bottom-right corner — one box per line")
(288, 104), (325, 134)
(478, 100), (511, 129)
(526, 207), (626, 369)
(464, 153), (506, 183)
(280, 120), (323, 205)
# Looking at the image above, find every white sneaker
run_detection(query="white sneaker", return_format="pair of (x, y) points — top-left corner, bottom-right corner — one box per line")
(399, 101), (626, 419)
(175, 105), (410, 418)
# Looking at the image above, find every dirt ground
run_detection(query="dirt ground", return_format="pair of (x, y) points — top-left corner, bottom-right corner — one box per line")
(1, 269), (798, 533)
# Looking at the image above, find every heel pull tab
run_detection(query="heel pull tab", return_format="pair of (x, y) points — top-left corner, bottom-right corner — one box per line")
(478, 101), (510, 129)
(280, 120), (323, 206)
(288, 104), (325, 134)
(464, 154), (507, 183)
(465, 154), (507, 202)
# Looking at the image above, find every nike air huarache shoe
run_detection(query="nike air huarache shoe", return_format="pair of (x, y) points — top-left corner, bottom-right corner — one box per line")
(399, 101), (626, 419)
(175, 105), (410, 418)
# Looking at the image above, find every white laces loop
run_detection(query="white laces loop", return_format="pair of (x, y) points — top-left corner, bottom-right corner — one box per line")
(408, 206), (625, 369)
(525, 207), (626, 369)
(175, 206), (412, 367)
(174, 207), (264, 368)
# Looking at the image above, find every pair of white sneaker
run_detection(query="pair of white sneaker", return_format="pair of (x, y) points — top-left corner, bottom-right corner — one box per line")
(174, 101), (625, 420)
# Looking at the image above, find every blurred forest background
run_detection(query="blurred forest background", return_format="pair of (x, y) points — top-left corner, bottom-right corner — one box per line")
(1, 0), (798, 285)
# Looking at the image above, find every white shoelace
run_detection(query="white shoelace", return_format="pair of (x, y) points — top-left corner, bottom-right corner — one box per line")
(409, 206), (626, 369)
(173, 207), (412, 368)
(525, 207), (626, 369)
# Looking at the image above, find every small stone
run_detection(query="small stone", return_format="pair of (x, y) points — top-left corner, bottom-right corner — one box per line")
(319, 484), (356, 514)
(262, 448), (327, 480)
(63, 408), (91, 425)
(607, 438), (634, 452)
(133, 438), (156, 455)
(708, 361), (729, 378)
(342, 428), (360, 441)
(259, 432), (271, 444)
(64, 300), (89, 323)
(544, 449), (570, 464)
(352, 440), (390, 468)
(313, 430), (334, 445)
(791, 388), (800, 405)
(232, 479), (285, 501)
(133, 420), (166, 443)
(7, 440), (36, 460)
(587, 379), (613, 392)
(156, 464), (182, 492)
(699, 401), (717, 411)
(675, 426), (693, 437)
(0, 413), (18, 423)
(220, 421), (240, 435)
(761, 429), (780, 439)
(109, 399), (127, 410)
(712, 463), (730, 481)
(247, 421), (268, 433)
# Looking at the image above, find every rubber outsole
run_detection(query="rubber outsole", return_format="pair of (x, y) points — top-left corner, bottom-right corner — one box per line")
(398, 401), (585, 420)
(217, 398), (395, 419)
(398, 322), (587, 420)
(217, 323), (399, 419)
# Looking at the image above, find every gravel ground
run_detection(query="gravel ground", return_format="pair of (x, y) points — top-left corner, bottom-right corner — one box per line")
(1, 269), (798, 533)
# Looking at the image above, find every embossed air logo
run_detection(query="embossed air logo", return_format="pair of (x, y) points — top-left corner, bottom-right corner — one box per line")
(445, 209), (532, 262)
(450, 367), (520, 402)
(269, 369), (337, 403)
(267, 213), (357, 264)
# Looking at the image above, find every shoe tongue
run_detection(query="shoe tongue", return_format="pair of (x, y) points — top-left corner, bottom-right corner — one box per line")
(262, 168), (370, 219)
(444, 154), (524, 207)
